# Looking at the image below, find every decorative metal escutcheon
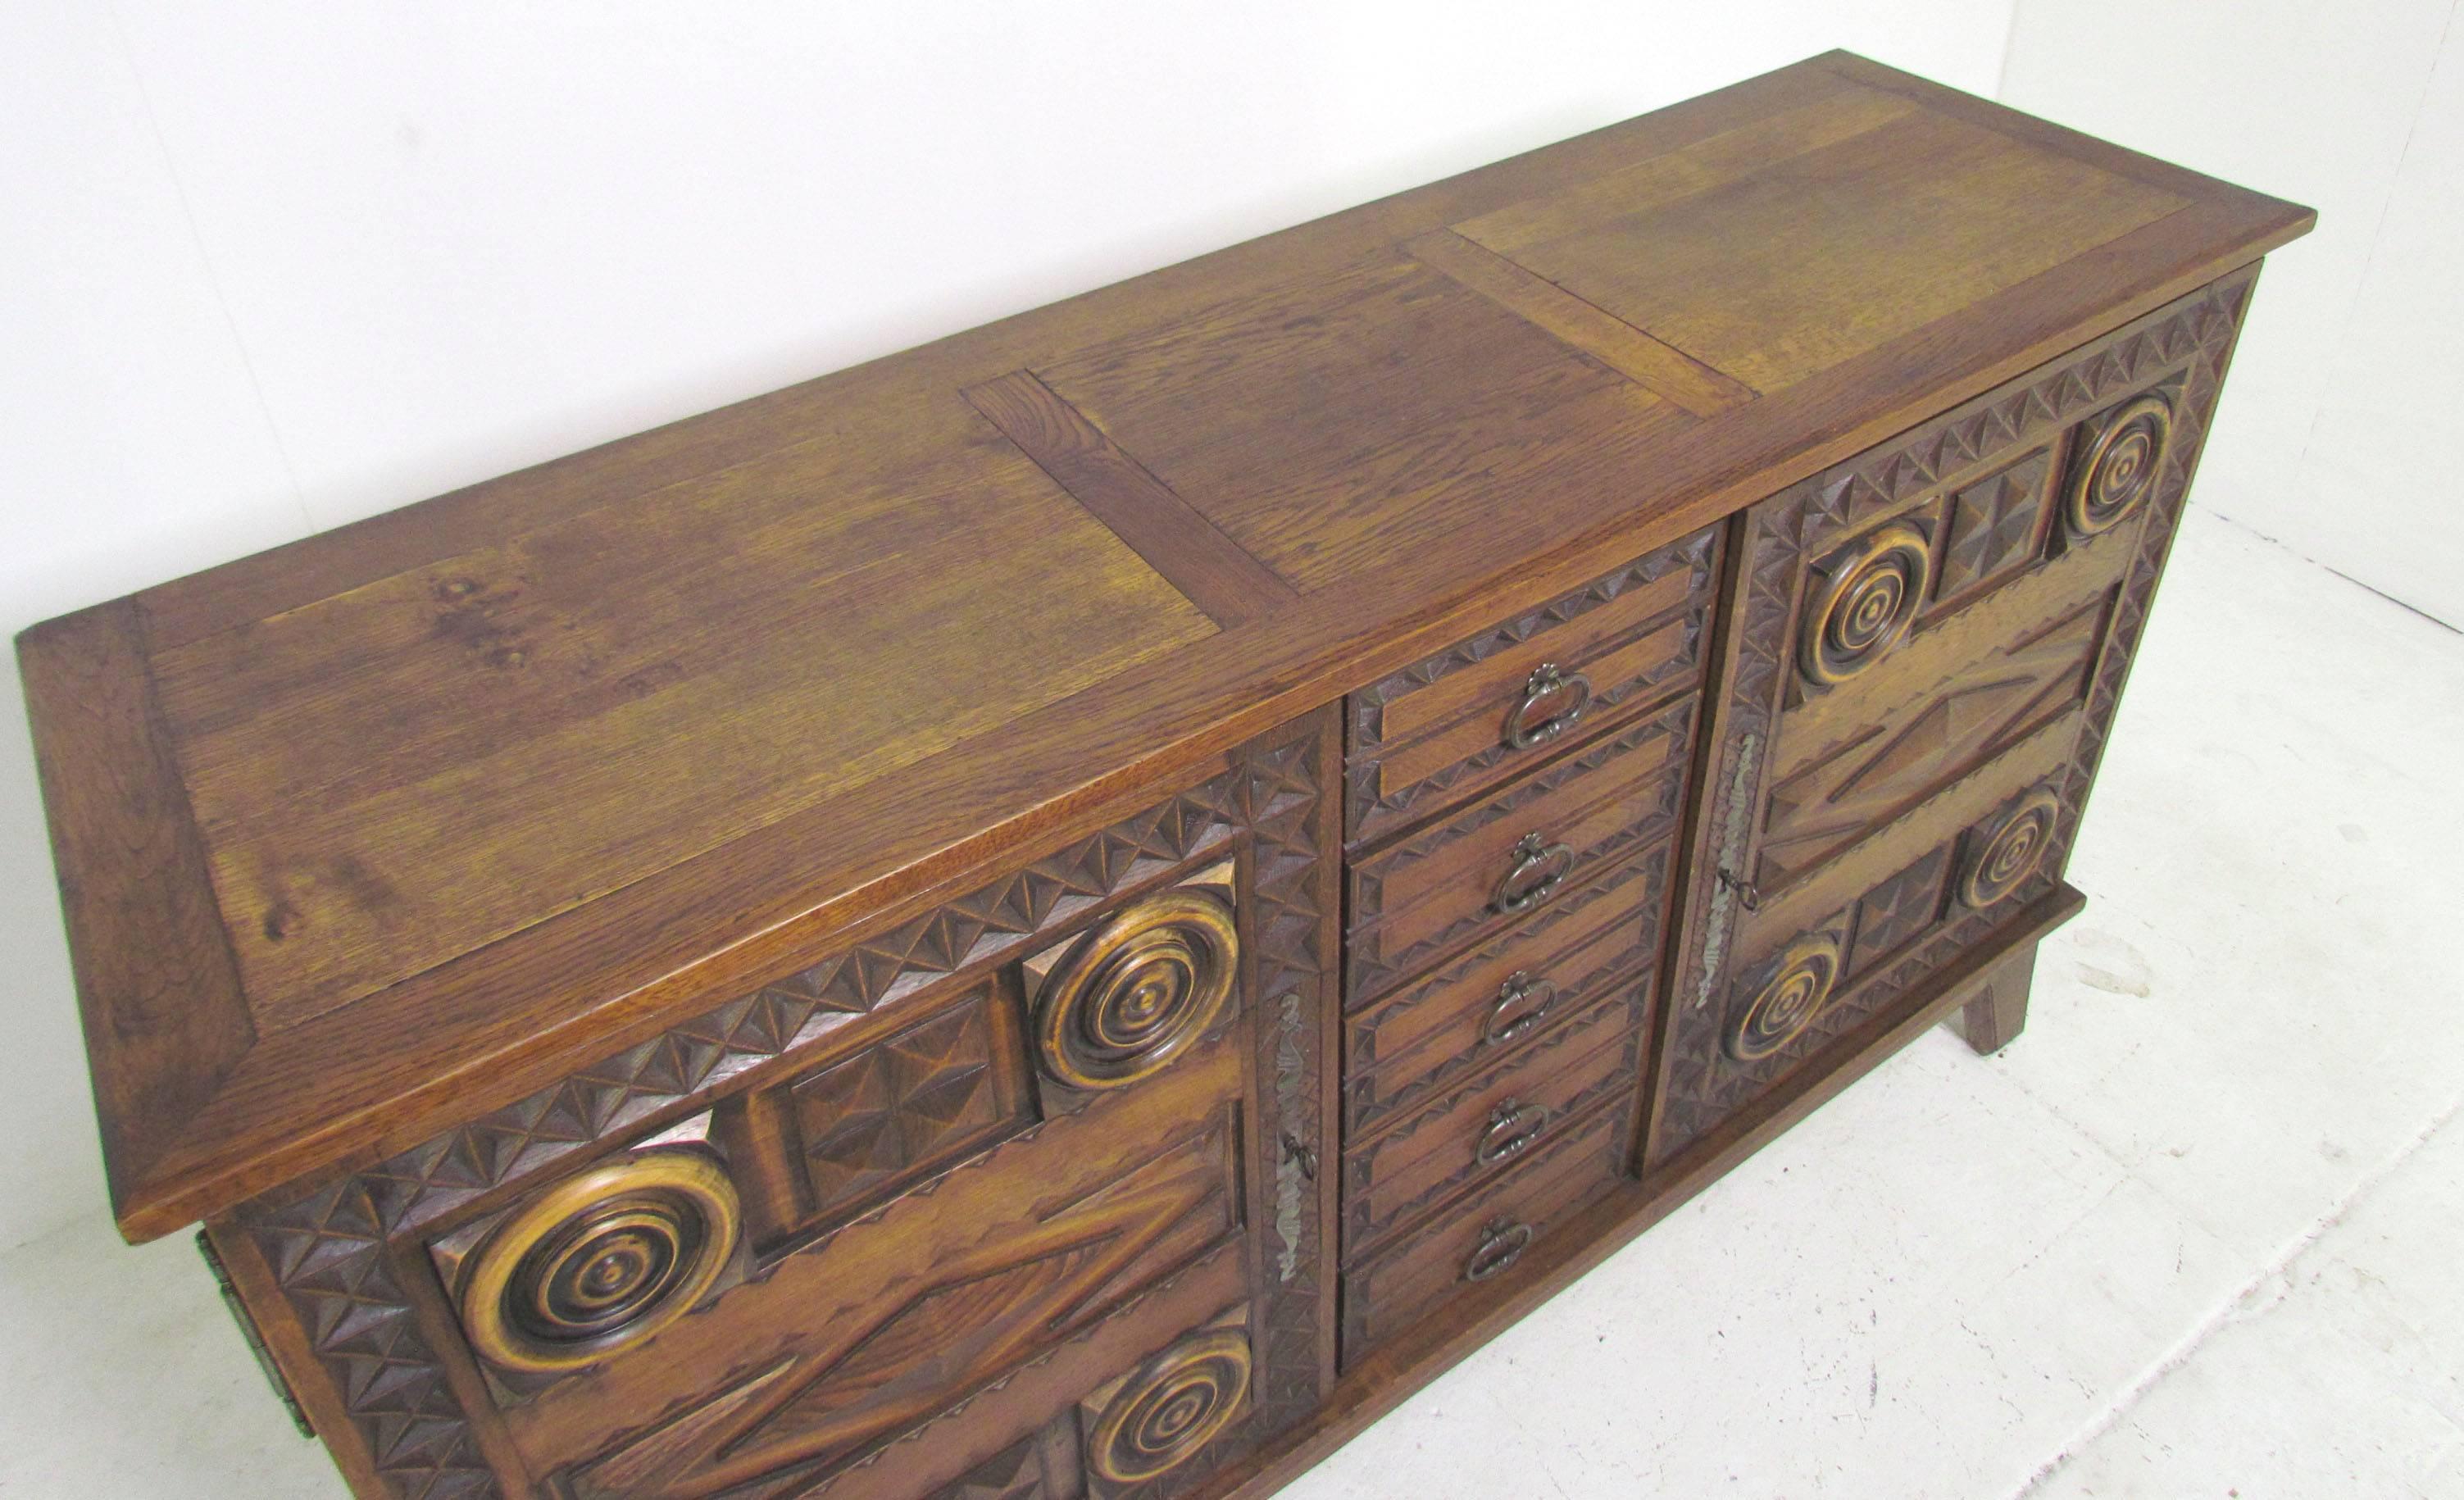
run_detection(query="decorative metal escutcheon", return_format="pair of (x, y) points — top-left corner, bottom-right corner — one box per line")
(1482, 971), (1560, 1048)
(1493, 831), (1575, 916)
(1464, 1217), (1536, 1283)
(1504, 662), (1593, 750)
(1475, 1099), (1550, 1166)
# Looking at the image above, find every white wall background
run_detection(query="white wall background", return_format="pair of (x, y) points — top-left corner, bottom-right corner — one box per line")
(2, 0), (2442, 1254)
(2000, 0), (2464, 629)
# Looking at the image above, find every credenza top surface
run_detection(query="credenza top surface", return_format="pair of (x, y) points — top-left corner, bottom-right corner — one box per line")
(17, 51), (2309, 1238)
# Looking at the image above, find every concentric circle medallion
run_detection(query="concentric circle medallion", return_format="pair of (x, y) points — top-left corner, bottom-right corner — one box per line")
(2065, 394), (2173, 538)
(1034, 889), (1239, 1090)
(457, 1149), (739, 1374)
(1961, 788), (2062, 909)
(1723, 935), (1844, 1063)
(1802, 521), (1933, 686)
(1089, 1328), (1252, 1484)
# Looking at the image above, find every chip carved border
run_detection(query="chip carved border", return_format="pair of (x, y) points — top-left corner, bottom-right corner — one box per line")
(1345, 694), (1696, 1001)
(1650, 266), (2257, 1165)
(236, 711), (1335, 1500)
(1344, 527), (1719, 840)
(1343, 840), (1669, 1137)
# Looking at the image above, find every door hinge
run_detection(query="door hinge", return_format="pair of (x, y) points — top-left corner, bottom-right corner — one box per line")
(196, 1231), (317, 1440)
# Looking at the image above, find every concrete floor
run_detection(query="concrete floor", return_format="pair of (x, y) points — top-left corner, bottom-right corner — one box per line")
(3, 505), (2459, 1498)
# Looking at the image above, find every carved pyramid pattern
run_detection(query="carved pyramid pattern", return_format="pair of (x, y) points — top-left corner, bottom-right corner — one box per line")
(1345, 527), (1717, 837)
(930, 1430), (1067, 1500)
(245, 1180), (496, 1499)
(243, 709), (1334, 1500)
(1939, 448), (2053, 598)
(1850, 846), (1953, 973)
(795, 996), (1007, 1212)
(1651, 266), (2255, 1167)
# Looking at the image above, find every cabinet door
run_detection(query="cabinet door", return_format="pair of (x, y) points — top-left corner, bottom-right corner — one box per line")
(1645, 267), (2259, 1170)
(219, 709), (1340, 1500)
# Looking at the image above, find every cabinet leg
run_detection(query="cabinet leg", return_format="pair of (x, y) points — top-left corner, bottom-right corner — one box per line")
(1954, 943), (2039, 1055)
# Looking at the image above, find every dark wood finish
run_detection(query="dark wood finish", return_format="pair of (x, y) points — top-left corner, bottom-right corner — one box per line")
(1338, 1098), (1630, 1365)
(1207, 883), (2089, 1500)
(1958, 942), (2040, 1055)
(1343, 524), (1718, 847)
(14, 50), (2306, 1500)
(1343, 843), (1668, 1139)
(1339, 989), (1643, 1258)
(1645, 265), (2253, 1169)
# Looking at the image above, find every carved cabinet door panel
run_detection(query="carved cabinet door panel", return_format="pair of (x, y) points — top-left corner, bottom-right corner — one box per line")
(1644, 269), (2260, 1171)
(221, 707), (1341, 1500)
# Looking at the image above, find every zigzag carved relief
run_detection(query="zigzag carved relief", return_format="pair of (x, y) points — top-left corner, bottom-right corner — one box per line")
(1755, 587), (2112, 889)
(1649, 266), (2257, 1168)
(571, 1120), (1239, 1498)
(239, 711), (1334, 1500)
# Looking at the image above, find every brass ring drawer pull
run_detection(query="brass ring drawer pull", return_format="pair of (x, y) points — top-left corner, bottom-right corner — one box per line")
(1481, 972), (1559, 1048)
(1504, 663), (1593, 750)
(1475, 1100), (1549, 1166)
(1463, 1217), (1535, 1283)
(1493, 833), (1575, 916)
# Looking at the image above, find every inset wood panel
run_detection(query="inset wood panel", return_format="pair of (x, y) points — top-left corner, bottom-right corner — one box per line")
(529, 1052), (1247, 1490)
(151, 415), (1218, 1028)
(789, 984), (1031, 1224)
(1459, 88), (2188, 394)
(1756, 570), (2120, 891)
(1036, 254), (1698, 593)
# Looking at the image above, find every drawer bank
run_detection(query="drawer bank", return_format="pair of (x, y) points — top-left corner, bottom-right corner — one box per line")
(17, 52), (2309, 1500)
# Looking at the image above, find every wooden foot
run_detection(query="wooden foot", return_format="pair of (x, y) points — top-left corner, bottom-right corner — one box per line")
(1954, 943), (2039, 1055)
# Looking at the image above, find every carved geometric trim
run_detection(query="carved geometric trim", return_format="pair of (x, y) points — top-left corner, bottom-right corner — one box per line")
(1343, 840), (1669, 1139)
(1648, 264), (2258, 1168)
(1346, 527), (1717, 842)
(1345, 695), (1696, 1002)
(237, 711), (1335, 1500)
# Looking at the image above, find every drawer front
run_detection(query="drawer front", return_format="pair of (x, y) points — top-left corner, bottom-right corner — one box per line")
(1343, 843), (1669, 1140)
(229, 713), (1340, 1500)
(1345, 524), (1721, 846)
(1342, 994), (1643, 1260)
(1650, 277), (2254, 1168)
(1345, 693), (1695, 1002)
(1339, 1098), (1631, 1366)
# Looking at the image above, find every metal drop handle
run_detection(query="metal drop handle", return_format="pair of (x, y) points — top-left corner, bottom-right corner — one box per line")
(1504, 663), (1593, 751)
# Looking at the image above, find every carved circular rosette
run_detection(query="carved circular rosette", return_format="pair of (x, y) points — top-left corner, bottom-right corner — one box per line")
(1800, 521), (1932, 686)
(1960, 787), (2063, 909)
(1033, 888), (1239, 1090)
(1089, 1328), (1252, 1484)
(2065, 393), (2174, 539)
(457, 1148), (740, 1374)
(1722, 934), (1844, 1063)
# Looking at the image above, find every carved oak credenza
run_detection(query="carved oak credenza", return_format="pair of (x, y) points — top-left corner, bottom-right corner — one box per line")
(17, 52), (2309, 1500)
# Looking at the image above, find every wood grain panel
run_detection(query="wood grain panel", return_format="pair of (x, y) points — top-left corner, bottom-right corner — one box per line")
(153, 434), (1216, 1028)
(1474, 107), (2189, 393)
(962, 370), (1298, 629)
(1399, 230), (1756, 416)
(1037, 256), (1697, 593)
(14, 603), (256, 1184)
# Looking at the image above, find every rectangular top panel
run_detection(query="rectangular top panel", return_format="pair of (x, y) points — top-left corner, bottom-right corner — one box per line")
(16, 51), (2311, 1237)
